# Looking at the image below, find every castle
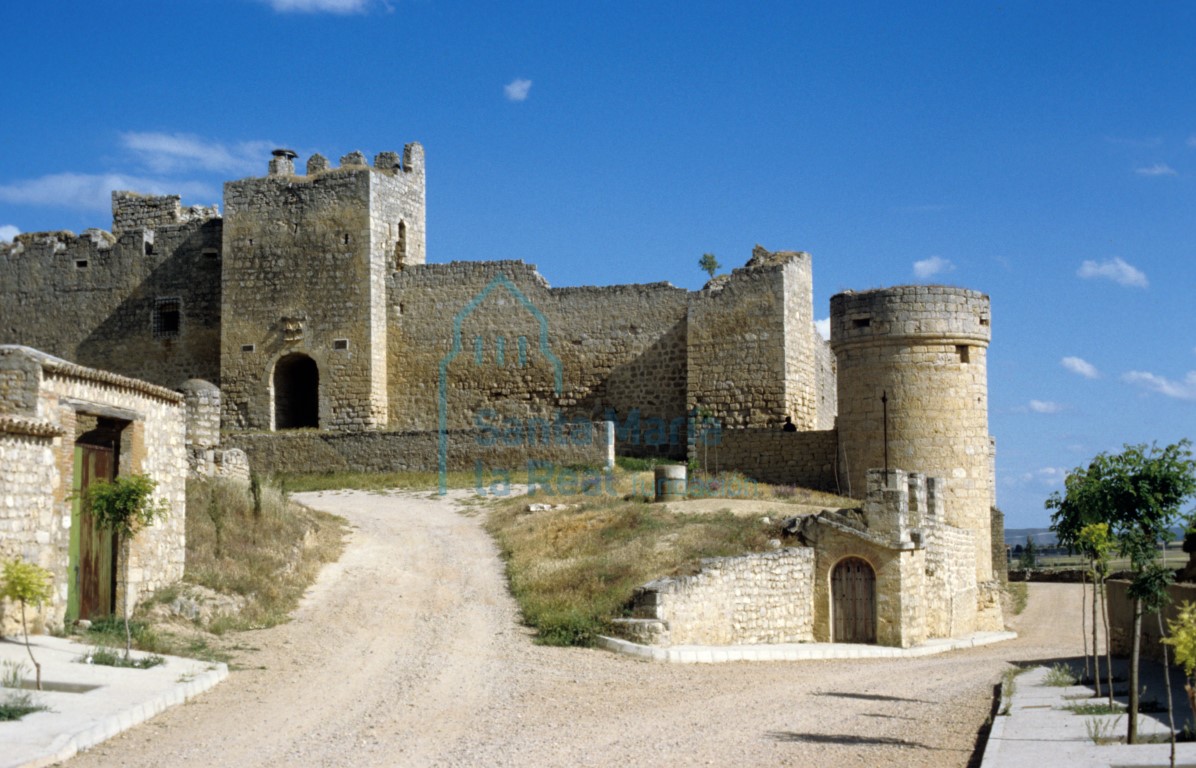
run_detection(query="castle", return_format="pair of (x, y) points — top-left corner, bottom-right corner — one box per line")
(0, 143), (1005, 642)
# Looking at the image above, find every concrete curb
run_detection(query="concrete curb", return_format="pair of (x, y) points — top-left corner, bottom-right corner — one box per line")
(0, 636), (228, 768)
(595, 630), (1017, 663)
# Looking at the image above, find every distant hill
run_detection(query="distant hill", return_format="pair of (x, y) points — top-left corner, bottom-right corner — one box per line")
(1004, 525), (1190, 549)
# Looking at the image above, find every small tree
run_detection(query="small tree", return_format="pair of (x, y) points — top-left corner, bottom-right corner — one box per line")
(86, 475), (169, 657)
(698, 253), (721, 280)
(1164, 600), (1196, 726)
(1078, 522), (1116, 705)
(1018, 536), (1037, 569)
(1048, 440), (1196, 744)
(1, 559), (54, 690)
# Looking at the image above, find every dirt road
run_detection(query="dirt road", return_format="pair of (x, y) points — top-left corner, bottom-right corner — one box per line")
(68, 489), (1084, 768)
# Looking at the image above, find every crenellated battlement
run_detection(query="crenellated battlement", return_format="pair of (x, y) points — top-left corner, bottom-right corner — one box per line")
(258, 143), (426, 179)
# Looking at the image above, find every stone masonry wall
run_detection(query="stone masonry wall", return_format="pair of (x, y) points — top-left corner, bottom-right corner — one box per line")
(226, 422), (610, 478)
(627, 548), (815, 646)
(697, 428), (838, 491)
(0, 346), (186, 633)
(0, 195), (223, 389)
(389, 261), (690, 456)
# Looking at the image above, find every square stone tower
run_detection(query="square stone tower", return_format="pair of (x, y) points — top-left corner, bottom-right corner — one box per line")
(219, 145), (425, 431)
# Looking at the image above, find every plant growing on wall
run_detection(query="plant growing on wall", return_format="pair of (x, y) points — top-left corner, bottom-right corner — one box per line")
(698, 252), (721, 280)
(86, 474), (169, 658)
(1, 559), (54, 690)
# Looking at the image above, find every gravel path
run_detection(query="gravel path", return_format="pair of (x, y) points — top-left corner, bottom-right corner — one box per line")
(67, 489), (1085, 768)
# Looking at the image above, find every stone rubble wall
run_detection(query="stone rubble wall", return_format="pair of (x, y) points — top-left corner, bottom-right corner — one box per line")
(389, 260), (691, 456)
(627, 548), (816, 646)
(111, 192), (219, 235)
(0, 198), (223, 389)
(694, 428), (838, 491)
(226, 422), (611, 478)
(0, 346), (186, 634)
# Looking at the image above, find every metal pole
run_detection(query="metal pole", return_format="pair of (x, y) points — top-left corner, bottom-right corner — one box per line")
(882, 390), (889, 475)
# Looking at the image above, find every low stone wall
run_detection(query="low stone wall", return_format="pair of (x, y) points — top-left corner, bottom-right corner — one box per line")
(622, 548), (815, 646)
(227, 422), (612, 480)
(696, 428), (838, 491)
(1106, 579), (1196, 664)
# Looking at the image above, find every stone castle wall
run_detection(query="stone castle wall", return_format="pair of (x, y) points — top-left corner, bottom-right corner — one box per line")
(388, 260), (691, 455)
(226, 422), (610, 479)
(697, 428), (838, 491)
(0, 195), (222, 389)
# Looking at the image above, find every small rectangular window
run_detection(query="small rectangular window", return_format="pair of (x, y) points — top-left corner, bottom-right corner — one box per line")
(153, 298), (181, 338)
(202, 248), (219, 260)
(241, 344), (256, 353)
(333, 339), (349, 350)
(957, 345), (970, 364)
(75, 259), (89, 269)
(853, 317), (871, 329)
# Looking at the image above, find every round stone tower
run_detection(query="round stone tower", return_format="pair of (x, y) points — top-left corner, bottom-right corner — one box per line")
(830, 285), (994, 581)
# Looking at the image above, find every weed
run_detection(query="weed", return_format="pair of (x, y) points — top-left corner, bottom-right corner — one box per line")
(79, 646), (165, 669)
(1043, 663), (1079, 687)
(1006, 582), (1028, 615)
(1085, 715), (1123, 745)
(0, 661), (47, 721)
(1000, 666), (1029, 715)
(1064, 702), (1125, 715)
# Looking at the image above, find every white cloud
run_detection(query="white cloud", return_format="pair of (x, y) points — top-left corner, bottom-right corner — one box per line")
(0, 173), (215, 212)
(1077, 256), (1148, 288)
(1123, 370), (1196, 401)
(504, 78), (533, 102)
(814, 318), (830, 341)
(1027, 400), (1062, 414)
(0, 225), (18, 243)
(121, 132), (273, 175)
(913, 255), (955, 279)
(1135, 163), (1178, 177)
(1061, 356), (1100, 379)
(1020, 466), (1068, 486)
(263, 0), (368, 12)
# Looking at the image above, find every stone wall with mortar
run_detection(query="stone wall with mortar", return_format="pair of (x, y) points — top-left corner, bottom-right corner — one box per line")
(687, 247), (828, 431)
(695, 428), (838, 491)
(831, 285), (994, 582)
(623, 548), (816, 646)
(389, 260), (691, 455)
(0, 194), (223, 389)
(226, 422), (611, 479)
(0, 346), (186, 634)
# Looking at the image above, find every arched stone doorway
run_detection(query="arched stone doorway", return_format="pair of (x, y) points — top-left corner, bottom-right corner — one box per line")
(831, 557), (876, 643)
(274, 353), (319, 429)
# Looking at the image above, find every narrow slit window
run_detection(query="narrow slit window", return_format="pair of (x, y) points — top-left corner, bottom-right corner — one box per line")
(957, 345), (970, 364)
(853, 317), (871, 329)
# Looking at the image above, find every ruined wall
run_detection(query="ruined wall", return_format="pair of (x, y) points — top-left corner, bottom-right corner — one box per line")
(388, 261), (690, 455)
(832, 286), (994, 582)
(0, 194), (222, 388)
(622, 548), (816, 646)
(0, 346), (186, 633)
(696, 428), (838, 491)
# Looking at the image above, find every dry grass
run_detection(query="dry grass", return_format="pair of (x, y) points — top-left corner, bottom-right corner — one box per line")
(182, 477), (347, 632)
(486, 489), (780, 646)
(277, 469), (478, 494)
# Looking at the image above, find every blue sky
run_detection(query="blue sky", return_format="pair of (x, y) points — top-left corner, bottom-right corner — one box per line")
(1, 1), (1193, 527)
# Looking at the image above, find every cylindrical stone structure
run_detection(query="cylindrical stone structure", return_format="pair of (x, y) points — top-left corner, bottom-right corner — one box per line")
(654, 464), (687, 502)
(830, 285), (994, 581)
(178, 378), (221, 450)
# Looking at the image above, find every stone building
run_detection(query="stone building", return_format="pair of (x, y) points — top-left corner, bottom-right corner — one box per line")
(0, 143), (1004, 639)
(0, 346), (187, 634)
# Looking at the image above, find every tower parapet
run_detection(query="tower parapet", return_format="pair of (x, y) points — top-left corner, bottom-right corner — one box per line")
(831, 285), (994, 581)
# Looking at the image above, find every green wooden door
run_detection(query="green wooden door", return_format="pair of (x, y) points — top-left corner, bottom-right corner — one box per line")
(69, 444), (116, 622)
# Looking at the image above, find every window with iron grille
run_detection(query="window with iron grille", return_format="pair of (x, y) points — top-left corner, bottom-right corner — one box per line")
(153, 298), (181, 338)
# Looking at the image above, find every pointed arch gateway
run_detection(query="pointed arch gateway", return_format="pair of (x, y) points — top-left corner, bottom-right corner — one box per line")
(831, 557), (876, 643)
(274, 353), (319, 429)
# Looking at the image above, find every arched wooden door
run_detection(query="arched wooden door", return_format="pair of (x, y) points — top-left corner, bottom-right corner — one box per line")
(832, 557), (876, 643)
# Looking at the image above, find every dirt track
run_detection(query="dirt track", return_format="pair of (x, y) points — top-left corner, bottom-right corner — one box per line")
(68, 489), (1085, 768)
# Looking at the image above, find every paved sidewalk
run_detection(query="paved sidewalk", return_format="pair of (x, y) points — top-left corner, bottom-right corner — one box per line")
(597, 630), (1018, 662)
(0, 635), (226, 768)
(982, 659), (1193, 767)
